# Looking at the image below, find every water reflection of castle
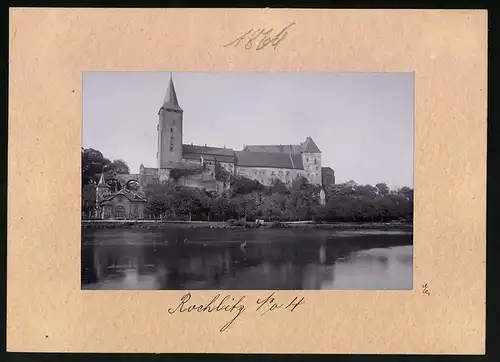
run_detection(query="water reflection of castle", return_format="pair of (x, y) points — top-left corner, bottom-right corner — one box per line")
(81, 235), (412, 290)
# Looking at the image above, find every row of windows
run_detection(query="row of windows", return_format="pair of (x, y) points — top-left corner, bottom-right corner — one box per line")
(305, 158), (319, 164)
(251, 169), (293, 177)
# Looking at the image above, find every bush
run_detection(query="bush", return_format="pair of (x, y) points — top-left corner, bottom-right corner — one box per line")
(268, 221), (286, 228)
(227, 219), (246, 227)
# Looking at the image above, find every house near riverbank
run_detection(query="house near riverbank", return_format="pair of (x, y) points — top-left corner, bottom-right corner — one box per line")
(135, 74), (335, 192)
(94, 173), (147, 219)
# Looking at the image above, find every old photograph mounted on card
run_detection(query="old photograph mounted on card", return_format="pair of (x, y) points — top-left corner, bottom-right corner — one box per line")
(9, 8), (486, 354)
(81, 71), (414, 290)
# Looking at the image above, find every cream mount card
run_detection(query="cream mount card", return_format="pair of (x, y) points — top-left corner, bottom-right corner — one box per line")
(8, 8), (486, 354)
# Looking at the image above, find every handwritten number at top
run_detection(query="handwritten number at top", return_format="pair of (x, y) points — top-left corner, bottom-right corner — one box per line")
(223, 21), (296, 51)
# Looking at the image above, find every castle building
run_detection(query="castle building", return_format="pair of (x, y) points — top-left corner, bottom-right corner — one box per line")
(139, 74), (335, 191)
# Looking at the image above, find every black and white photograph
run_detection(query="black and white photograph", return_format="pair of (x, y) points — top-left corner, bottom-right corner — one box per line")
(81, 71), (414, 290)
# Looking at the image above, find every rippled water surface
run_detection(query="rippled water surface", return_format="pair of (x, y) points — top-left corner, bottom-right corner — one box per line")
(81, 227), (413, 290)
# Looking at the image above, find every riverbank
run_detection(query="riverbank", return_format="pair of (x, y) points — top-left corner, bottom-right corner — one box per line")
(81, 219), (413, 232)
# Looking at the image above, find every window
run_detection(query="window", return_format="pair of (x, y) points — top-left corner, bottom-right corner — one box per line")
(314, 159), (317, 164)
(115, 205), (125, 213)
(170, 128), (173, 132)
(170, 145), (174, 152)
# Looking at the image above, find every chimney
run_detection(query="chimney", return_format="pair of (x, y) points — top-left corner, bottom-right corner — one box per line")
(224, 145), (226, 149)
(191, 142), (193, 145)
(205, 144), (207, 147)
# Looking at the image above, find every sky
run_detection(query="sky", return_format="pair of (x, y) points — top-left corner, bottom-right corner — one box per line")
(83, 72), (413, 188)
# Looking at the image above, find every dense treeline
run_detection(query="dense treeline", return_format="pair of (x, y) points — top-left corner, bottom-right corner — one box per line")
(144, 176), (413, 223)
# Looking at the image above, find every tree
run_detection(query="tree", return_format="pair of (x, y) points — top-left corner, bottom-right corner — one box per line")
(230, 175), (264, 195)
(214, 160), (232, 185)
(82, 148), (111, 185)
(106, 159), (130, 175)
(145, 199), (168, 219)
(210, 196), (230, 221)
(291, 175), (310, 193)
(269, 178), (290, 195)
(82, 183), (97, 218)
(375, 183), (390, 196)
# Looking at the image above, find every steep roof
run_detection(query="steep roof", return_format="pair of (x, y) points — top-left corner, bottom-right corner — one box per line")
(234, 151), (304, 170)
(182, 144), (235, 163)
(97, 173), (107, 187)
(244, 137), (321, 154)
(160, 74), (182, 112)
(301, 137), (322, 153)
(321, 167), (334, 173)
(243, 144), (302, 154)
(101, 188), (147, 203)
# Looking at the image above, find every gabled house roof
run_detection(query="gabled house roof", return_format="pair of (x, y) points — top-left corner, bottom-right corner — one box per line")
(101, 188), (147, 204)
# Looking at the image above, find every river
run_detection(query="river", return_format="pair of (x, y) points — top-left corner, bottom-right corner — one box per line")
(81, 226), (413, 290)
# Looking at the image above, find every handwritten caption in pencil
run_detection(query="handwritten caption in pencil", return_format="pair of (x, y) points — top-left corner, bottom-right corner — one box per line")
(168, 292), (305, 332)
(223, 21), (296, 51)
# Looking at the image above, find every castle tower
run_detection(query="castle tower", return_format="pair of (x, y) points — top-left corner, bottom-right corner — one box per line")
(157, 73), (183, 171)
(301, 136), (322, 186)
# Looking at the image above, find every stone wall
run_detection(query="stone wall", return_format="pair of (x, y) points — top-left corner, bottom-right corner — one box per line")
(183, 158), (234, 174)
(235, 166), (306, 186)
(302, 152), (322, 185)
(322, 168), (335, 186)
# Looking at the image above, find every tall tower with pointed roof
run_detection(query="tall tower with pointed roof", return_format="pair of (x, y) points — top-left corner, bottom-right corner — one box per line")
(157, 73), (183, 171)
